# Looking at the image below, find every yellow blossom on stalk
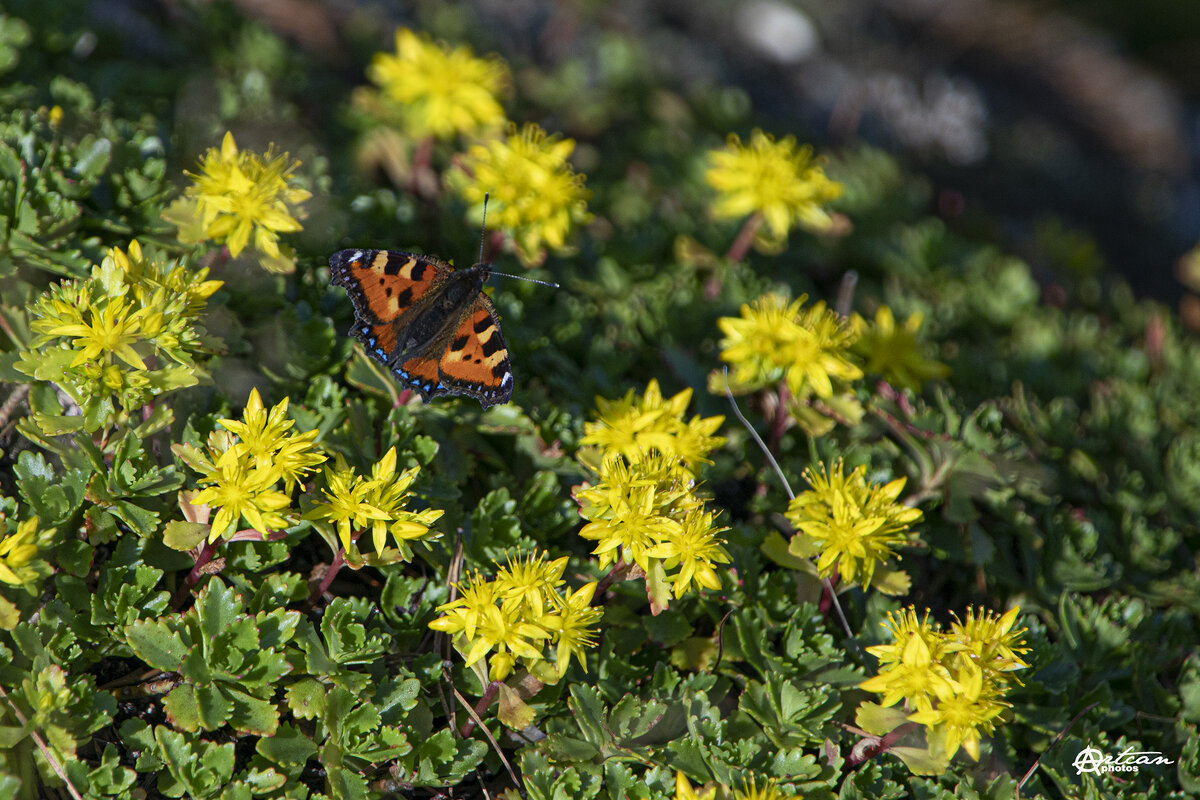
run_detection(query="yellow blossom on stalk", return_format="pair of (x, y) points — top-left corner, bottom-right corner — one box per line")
(576, 453), (696, 572)
(306, 457), (386, 552)
(427, 571), (499, 643)
(718, 293), (862, 401)
(365, 28), (509, 140)
(362, 447), (443, 557)
(705, 129), (842, 241)
(218, 389), (323, 489)
(850, 306), (950, 391)
(45, 296), (146, 370)
(180, 390), (326, 542)
(24, 242), (222, 427)
(581, 379), (725, 470)
(785, 460), (922, 588)
(646, 509), (731, 598)
(429, 553), (599, 682)
(165, 131), (311, 272)
(449, 122), (591, 265)
(860, 605), (1029, 763)
(494, 551), (569, 615)
(0, 517), (45, 591)
(735, 776), (787, 800)
(540, 582), (603, 677)
(909, 661), (1009, 761)
(190, 456), (292, 541)
(945, 607), (1031, 679)
(860, 608), (954, 712)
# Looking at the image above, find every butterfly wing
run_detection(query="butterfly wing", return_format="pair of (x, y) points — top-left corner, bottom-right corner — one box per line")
(436, 295), (513, 408)
(330, 249), (454, 397)
(331, 249), (513, 408)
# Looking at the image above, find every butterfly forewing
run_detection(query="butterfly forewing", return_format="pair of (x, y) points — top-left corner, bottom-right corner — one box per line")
(330, 248), (514, 408)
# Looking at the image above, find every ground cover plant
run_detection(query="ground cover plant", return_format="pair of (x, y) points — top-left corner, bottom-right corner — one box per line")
(0, 2), (1198, 798)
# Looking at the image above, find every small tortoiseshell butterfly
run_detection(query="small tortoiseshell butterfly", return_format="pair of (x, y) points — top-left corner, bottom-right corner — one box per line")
(329, 249), (514, 408)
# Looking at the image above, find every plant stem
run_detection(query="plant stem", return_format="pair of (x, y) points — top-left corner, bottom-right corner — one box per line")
(458, 680), (500, 738)
(726, 212), (762, 262)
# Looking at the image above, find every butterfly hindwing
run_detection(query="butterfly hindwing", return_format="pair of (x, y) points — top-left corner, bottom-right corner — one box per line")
(330, 247), (515, 408)
(437, 296), (513, 408)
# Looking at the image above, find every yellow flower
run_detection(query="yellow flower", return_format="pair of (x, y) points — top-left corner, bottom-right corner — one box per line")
(366, 28), (508, 140)
(734, 775), (787, 800)
(945, 606), (1030, 680)
(449, 123), (591, 265)
(362, 447), (443, 557)
(908, 660), (1008, 761)
(218, 388), (325, 489)
(718, 293), (862, 401)
(645, 508), (731, 598)
(862, 606), (1029, 763)
(46, 296), (146, 370)
(166, 132), (310, 272)
(540, 581), (602, 677)
(305, 458), (388, 552)
(859, 608), (954, 713)
(190, 456), (293, 541)
(850, 306), (950, 391)
(430, 570), (549, 682)
(705, 129), (841, 240)
(494, 551), (569, 616)
(0, 517), (43, 590)
(581, 379), (725, 470)
(785, 461), (921, 588)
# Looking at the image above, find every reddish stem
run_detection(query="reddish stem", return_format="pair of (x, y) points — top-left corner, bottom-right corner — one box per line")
(725, 212), (763, 262)
(170, 539), (217, 609)
(457, 680), (500, 739)
(766, 381), (792, 454)
(845, 721), (921, 768)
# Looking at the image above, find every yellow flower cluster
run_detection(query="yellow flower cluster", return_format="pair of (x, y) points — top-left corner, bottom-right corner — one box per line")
(850, 306), (950, 392)
(178, 389), (442, 562)
(449, 123), (592, 266)
(674, 771), (787, 800)
(576, 381), (730, 607)
(859, 606), (1029, 761)
(428, 551), (601, 682)
(365, 28), (509, 140)
(716, 292), (863, 435)
(165, 132), (311, 273)
(785, 460), (922, 589)
(180, 389), (325, 542)
(22, 241), (222, 425)
(705, 129), (842, 244)
(354, 27), (591, 265)
(305, 447), (443, 558)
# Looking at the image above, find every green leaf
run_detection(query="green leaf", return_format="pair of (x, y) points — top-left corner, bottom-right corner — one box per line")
(855, 701), (910, 737)
(256, 723), (318, 767)
(163, 521), (209, 551)
(124, 619), (188, 672)
(163, 683), (203, 732)
(285, 677), (327, 720)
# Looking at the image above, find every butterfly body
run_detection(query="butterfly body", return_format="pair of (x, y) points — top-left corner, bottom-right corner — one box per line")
(330, 248), (513, 408)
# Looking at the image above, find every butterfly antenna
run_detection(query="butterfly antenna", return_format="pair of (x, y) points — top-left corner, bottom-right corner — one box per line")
(490, 271), (560, 289)
(478, 192), (489, 264)
(476, 191), (560, 288)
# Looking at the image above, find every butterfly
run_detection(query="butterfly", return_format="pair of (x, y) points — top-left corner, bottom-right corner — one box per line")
(329, 249), (513, 408)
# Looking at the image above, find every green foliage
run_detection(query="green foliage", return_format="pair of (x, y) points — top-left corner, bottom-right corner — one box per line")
(0, 1), (1197, 798)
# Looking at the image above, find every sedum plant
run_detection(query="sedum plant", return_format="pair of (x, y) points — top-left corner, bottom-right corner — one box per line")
(0, 4), (1196, 800)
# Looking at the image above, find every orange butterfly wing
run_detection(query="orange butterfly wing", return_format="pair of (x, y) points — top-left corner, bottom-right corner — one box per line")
(330, 248), (513, 407)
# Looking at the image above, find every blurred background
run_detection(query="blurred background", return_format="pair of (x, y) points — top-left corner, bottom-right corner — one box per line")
(13, 0), (1200, 299)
